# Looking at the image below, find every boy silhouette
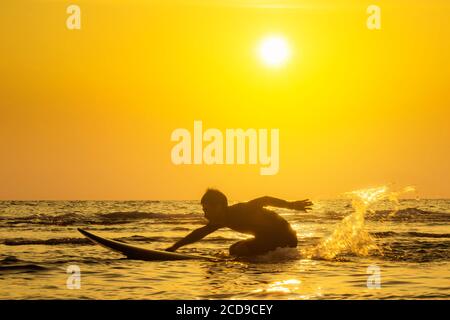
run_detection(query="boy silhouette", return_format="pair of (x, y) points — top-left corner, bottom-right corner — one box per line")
(166, 189), (313, 257)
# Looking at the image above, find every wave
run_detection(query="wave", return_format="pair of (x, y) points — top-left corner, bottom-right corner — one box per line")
(2, 237), (92, 246)
(0, 256), (48, 272)
(372, 231), (450, 239)
(0, 211), (204, 226)
(375, 240), (450, 262)
(0, 264), (48, 271)
(100, 211), (176, 220)
(0, 255), (123, 271)
(323, 207), (449, 222)
(1, 205), (448, 227)
(369, 207), (449, 222)
(1, 234), (237, 246)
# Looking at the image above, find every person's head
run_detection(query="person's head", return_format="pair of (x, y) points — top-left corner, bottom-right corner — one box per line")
(201, 189), (228, 222)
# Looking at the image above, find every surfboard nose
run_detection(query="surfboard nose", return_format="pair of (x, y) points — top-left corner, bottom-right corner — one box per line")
(77, 228), (88, 236)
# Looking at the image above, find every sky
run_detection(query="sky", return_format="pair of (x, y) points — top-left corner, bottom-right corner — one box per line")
(0, 0), (449, 200)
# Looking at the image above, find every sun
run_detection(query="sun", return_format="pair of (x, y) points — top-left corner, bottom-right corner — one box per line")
(258, 36), (291, 67)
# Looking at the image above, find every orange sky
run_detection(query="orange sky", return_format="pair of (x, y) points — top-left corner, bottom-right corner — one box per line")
(0, 0), (449, 200)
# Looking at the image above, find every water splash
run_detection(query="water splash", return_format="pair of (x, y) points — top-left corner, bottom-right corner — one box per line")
(307, 185), (415, 260)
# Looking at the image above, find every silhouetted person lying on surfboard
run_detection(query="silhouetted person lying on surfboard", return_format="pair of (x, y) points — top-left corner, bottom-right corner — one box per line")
(166, 189), (313, 257)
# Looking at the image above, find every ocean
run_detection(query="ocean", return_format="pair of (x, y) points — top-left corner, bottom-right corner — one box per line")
(0, 196), (449, 299)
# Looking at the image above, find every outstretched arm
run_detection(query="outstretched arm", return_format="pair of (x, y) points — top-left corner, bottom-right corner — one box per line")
(165, 224), (220, 252)
(247, 196), (313, 212)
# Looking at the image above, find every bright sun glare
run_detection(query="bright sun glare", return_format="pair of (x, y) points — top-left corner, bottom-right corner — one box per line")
(258, 36), (291, 67)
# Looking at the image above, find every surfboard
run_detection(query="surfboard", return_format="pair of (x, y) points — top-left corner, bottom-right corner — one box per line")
(77, 228), (221, 261)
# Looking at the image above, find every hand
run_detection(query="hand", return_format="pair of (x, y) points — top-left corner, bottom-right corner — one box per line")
(165, 245), (177, 252)
(289, 199), (313, 212)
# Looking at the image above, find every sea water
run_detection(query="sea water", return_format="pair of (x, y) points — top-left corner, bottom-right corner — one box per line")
(0, 190), (449, 299)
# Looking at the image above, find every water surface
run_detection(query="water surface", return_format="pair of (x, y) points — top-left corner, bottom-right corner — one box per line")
(0, 199), (448, 299)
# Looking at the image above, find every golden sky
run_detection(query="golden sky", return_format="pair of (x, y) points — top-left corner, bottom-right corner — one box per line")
(0, 0), (449, 200)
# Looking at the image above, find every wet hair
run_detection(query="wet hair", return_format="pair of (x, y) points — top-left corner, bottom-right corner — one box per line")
(201, 189), (228, 208)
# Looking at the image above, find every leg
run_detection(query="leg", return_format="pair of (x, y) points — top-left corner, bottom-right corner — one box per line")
(229, 239), (254, 257)
(229, 238), (274, 257)
(229, 228), (298, 257)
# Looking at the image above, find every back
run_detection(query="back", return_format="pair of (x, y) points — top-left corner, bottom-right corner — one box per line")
(224, 202), (291, 236)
